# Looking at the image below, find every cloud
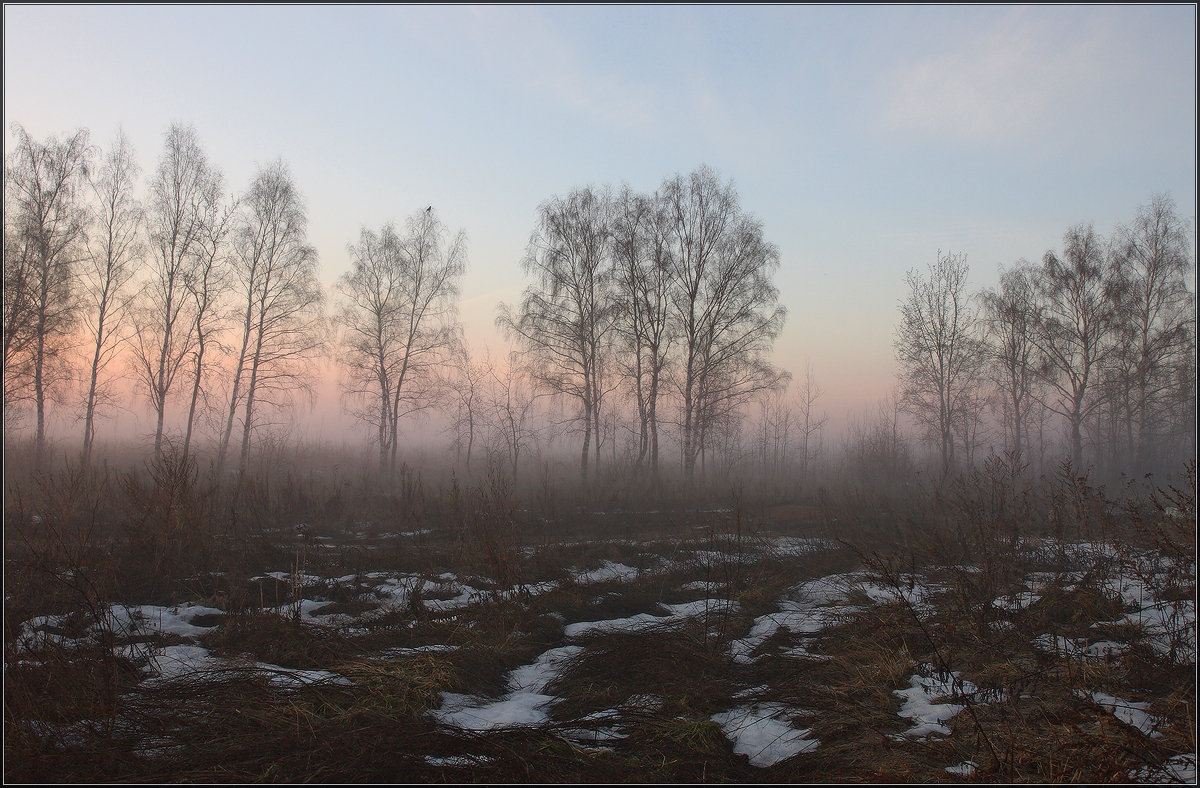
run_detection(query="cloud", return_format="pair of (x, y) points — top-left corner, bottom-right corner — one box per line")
(881, 7), (1115, 144)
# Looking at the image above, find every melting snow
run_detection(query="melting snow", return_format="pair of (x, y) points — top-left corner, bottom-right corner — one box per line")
(945, 760), (978, 777)
(1129, 752), (1197, 784)
(424, 754), (495, 767)
(430, 645), (582, 731)
(992, 590), (1041, 611)
(564, 599), (738, 638)
(711, 703), (819, 766)
(571, 561), (639, 584)
(892, 668), (1003, 740)
(1080, 690), (1167, 738)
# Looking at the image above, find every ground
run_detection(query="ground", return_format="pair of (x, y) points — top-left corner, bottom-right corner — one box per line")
(4, 471), (1196, 782)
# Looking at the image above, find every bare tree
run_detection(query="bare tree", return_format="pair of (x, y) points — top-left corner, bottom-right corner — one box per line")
(1109, 194), (1195, 470)
(661, 166), (787, 481)
(611, 185), (674, 478)
(794, 361), (828, 480)
(979, 261), (1040, 466)
(894, 250), (984, 476)
(446, 344), (492, 474)
(755, 387), (793, 474)
(485, 353), (542, 479)
(4, 124), (93, 465)
(845, 387), (911, 484)
(1032, 224), (1120, 469)
(337, 210), (464, 472)
(498, 186), (617, 481)
(181, 195), (236, 463)
(338, 225), (399, 467)
(4, 190), (39, 419)
(384, 209), (465, 473)
(79, 130), (142, 466)
(130, 124), (222, 459)
(217, 161), (325, 477)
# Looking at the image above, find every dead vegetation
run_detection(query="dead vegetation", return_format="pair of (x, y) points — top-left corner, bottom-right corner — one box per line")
(4, 446), (1195, 782)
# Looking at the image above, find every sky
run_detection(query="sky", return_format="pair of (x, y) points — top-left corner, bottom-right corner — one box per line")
(4, 4), (1196, 439)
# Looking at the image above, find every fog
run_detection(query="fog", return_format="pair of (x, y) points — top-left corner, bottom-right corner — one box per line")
(4, 7), (1196, 782)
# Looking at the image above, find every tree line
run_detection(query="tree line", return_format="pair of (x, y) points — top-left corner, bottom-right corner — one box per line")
(5, 124), (328, 478)
(4, 121), (1192, 487)
(895, 198), (1195, 481)
(4, 122), (791, 485)
(495, 168), (787, 483)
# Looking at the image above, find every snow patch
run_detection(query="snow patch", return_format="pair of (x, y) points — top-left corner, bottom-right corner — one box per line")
(711, 703), (819, 766)
(430, 645), (582, 731)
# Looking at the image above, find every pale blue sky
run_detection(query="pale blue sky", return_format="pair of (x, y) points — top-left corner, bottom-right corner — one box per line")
(5, 4), (1196, 423)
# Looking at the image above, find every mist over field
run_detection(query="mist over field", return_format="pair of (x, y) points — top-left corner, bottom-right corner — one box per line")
(4, 5), (1196, 783)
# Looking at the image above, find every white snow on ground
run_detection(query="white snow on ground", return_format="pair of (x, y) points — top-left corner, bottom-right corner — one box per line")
(1084, 640), (1132, 659)
(763, 536), (839, 557)
(353, 561), (648, 617)
(1129, 753), (1197, 784)
(370, 644), (460, 658)
(680, 579), (723, 593)
(1032, 633), (1132, 662)
(424, 754), (495, 767)
(729, 571), (939, 665)
(555, 694), (665, 749)
(571, 561), (639, 584)
(1032, 634), (1090, 660)
(729, 607), (843, 664)
(113, 604), (225, 638)
(430, 645), (583, 731)
(257, 662), (353, 688)
(781, 643), (833, 660)
(18, 604), (226, 651)
(1106, 599), (1197, 662)
(991, 590), (1041, 611)
(710, 703), (819, 766)
(891, 668), (1003, 741)
(258, 570), (324, 586)
(1018, 547), (1196, 664)
(267, 598), (337, 621)
(125, 643), (352, 687)
(558, 708), (624, 747)
(892, 673), (965, 739)
(563, 599), (739, 638)
(1094, 568), (1196, 661)
(139, 644), (220, 682)
(858, 575), (940, 610)
(945, 760), (978, 777)
(1078, 690), (1167, 738)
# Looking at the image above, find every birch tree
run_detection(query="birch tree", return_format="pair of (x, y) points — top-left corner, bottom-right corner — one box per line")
(795, 361), (828, 479)
(2, 219), (38, 417)
(338, 209), (464, 472)
(181, 195), (236, 463)
(3, 124), (93, 465)
(1109, 194), (1194, 469)
(1032, 225), (1120, 469)
(130, 124), (221, 459)
(611, 186), (673, 477)
(662, 166), (786, 481)
(894, 250), (984, 476)
(79, 130), (142, 465)
(218, 161), (325, 477)
(447, 345), (492, 474)
(979, 261), (1040, 466)
(498, 187), (616, 481)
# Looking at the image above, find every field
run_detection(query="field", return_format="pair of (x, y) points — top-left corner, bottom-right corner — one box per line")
(4, 449), (1196, 783)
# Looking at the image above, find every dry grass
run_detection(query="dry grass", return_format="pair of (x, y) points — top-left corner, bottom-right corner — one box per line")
(5, 446), (1194, 782)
